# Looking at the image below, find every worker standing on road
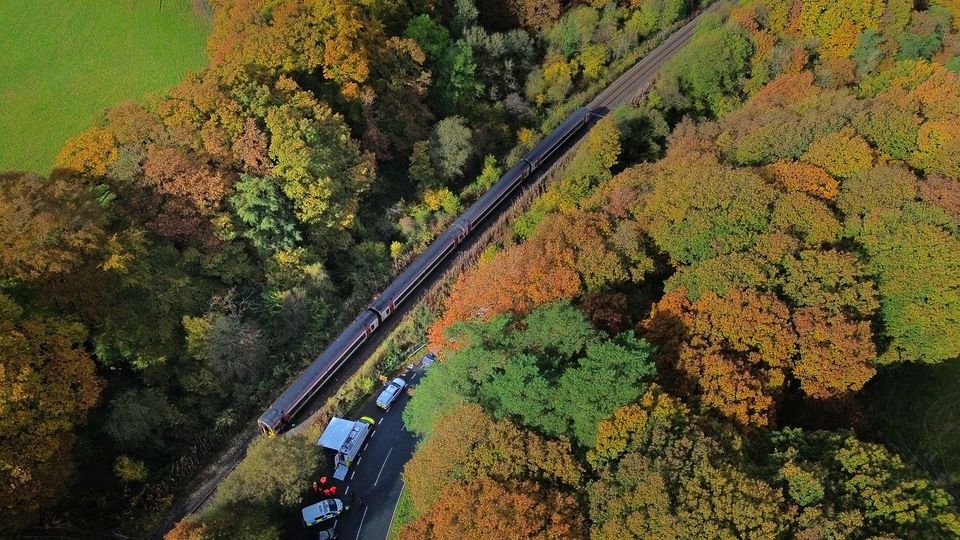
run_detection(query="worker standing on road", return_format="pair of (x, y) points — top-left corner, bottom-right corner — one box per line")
(320, 476), (328, 487)
(330, 486), (337, 496)
(323, 488), (331, 497)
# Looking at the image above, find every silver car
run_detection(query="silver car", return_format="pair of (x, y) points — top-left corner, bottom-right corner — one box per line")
(376, 377), (407, 409)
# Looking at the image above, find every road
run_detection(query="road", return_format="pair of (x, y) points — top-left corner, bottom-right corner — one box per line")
(299, 361), (428, 540)
(159, 5), (718, 537)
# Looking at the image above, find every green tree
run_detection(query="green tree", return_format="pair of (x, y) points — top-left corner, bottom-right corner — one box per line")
(657, 17), (753, 117)
(555, 332), (656, 446)
(229, 174), (301, 254)
(434, 40), (481, 113)
(858, 203), (960, 363)
(265, 82), (374, 236)
(403, 14), (450, 61)
(769, 428), (960, 538)
(105, 387), (180, 451)
(428, 116), (473, 180)
(644, 157), (774, 264)
(215, 433), (321, 508)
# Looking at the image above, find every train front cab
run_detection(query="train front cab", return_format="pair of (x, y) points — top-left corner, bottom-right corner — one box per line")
(258, 408), (284, 437)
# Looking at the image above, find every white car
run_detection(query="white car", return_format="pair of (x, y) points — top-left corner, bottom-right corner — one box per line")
(302, 498), (345, 527)
(376, 377), (407, 409)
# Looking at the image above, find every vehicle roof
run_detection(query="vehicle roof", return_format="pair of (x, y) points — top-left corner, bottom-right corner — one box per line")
(302, 499), (343, 523)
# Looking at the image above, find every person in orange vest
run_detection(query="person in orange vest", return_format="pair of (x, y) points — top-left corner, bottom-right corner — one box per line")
(329, 486), (337, 496)
(319, 476), (328, 487)
(323, 488), (332, 497)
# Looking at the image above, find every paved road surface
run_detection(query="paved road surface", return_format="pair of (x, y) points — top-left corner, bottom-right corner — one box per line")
(299, 362), (428, 540)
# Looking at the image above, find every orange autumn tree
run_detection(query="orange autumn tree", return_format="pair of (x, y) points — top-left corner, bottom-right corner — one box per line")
(792, 307), (876, 399)
(764, 160), (839, 199)
(429, 206), (655, 353)
(0, 295), (103, 528)
(643, 288), (797, 427)
(400, 477), (586, 540)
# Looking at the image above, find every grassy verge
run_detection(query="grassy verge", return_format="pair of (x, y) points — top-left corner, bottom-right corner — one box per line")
(861, 361), (960, 498)
(297, 305), (433, 432)
(0, 0), (209, 173)
(387, 486), (417, 540)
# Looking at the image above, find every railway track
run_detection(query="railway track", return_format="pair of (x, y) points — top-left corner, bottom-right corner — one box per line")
(154, 5), (719, 536)
(591, 2), (718, 112)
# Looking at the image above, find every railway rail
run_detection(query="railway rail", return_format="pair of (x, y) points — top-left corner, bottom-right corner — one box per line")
(156, 5), (719, 535)
(256, 1), (718, 438)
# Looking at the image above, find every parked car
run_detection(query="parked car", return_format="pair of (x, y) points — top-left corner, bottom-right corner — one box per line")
(421, 352), (436, 368)
(376, 377), (407, 409)
(302, 499), (345, 527)
(316, 526), (337, 539)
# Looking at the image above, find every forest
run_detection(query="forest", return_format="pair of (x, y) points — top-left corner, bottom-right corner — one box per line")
(1, 0), (705, 536)
(2, 0), (960, 538)
(401, 0), (960, 538)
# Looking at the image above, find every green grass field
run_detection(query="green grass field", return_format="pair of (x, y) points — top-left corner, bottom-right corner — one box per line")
(861, 361), (960, 498)
(0, 0), (209, 173)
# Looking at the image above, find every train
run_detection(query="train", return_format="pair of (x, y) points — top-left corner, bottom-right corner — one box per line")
(257, 107), (593, 436)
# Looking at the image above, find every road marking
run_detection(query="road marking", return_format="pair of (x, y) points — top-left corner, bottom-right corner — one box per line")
(334, 519), (338, 528)
(373, 447), (393, 487)
(357, 456), (362, 465)
(355, 506), (369, 540)
(350, 470), (356, 480)
(363, 442), (369, 452)
(345, 485), (350, 495)
(385, 482), (406, 540)
(378, 417), (384, 425)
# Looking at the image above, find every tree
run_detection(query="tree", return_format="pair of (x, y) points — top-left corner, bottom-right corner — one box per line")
(403, 403), (582, 515)
(229, 174), (301, 253)
(649, 288), (798, 427)
(408, 140), (437, 187)
(201, 309), (268, 383)
(265, 80), (375, 234)
(507, 0), (561, 31)
(764, 161), (839, 200)
(400, 478), (586, 540)
(770, 191), (842, 245)
(0, 296), (102, 529)
(643, 156), (774, 264)
(554, 332), (656, 446)
(428, 116), (472, 181)
(657, 16), (753, 116)
(801, 127), (874, 179)
(792, 307), (876, 399)
(105, 388), (180, 451)
(835, 164), (918, 232)
(716, 73), (858, 166)
(0, 172), (105, 281)
(434, 40), (481, 113)
(215, 433), (321, 508)
(589, 453), (683, 539)
(403, 14), (450, 61)
(768, 428), (960, 538)
(857, 204), (960, 363)
(778, 249), (880, 317)
(910, 119), (960, 178)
